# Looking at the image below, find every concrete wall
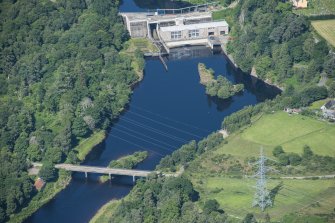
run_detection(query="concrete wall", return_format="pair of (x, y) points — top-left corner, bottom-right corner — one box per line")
(129, 21), (148, 38)
(159, 26), (228, 42)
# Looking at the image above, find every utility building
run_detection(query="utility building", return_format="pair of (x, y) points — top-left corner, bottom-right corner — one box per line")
(121, 11), (229, 46)
(159, 20), (229, 42)
(120, 4), (229, 52)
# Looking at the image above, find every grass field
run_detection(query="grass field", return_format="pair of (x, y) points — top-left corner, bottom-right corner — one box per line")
(89, 200), (120, 223)
(184, 111), (335, 221)
(295, 0), (335, 16)
(312, 20), (335, 48)
(216, 112), (335, 158)
(195, 176), (335, 222)
(74, 130), (106, 161)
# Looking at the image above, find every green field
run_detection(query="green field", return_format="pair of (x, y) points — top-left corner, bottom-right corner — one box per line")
(217, 112), (335, 158)
(89, 200), (120, 223)
(295, 0), (335, 16)
(194, 176), (335, 221)
(74, 130), (106, 161)
(184, 111), (335, 221)
(312, 20), (335, 48)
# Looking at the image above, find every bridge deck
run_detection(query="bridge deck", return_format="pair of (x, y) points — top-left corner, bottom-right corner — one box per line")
(55, 164), (153, 177)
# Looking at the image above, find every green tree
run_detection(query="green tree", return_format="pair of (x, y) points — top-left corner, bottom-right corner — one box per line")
(302, 145), (313, 160)
(203, 199), (220, 214)
(39, 162), (57, 182)
(288, 153), (302, 166)
(273, 146), (284, 157)
(328, 82), (335, 98)
(243, 213), (257, 223)
(278, 153), (289, 166)
(72, 116), (90, 137)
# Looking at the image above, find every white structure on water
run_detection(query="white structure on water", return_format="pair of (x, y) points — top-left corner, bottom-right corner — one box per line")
(159, 20), (228, 42)
(120, 10), (229, 49)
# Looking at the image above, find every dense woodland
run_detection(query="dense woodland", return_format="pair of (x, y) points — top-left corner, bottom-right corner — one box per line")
(1, 0), (335, 222)
(0, 0), (140, 221)
(226, 0), (335, 88)
(109, 176), (227, 223)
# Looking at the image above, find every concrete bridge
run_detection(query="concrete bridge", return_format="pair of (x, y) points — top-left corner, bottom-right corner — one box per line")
(55, 163), (153, 182)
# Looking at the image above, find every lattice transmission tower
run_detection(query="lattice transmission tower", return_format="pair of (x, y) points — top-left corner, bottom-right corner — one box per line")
(252, 147), (272, 211)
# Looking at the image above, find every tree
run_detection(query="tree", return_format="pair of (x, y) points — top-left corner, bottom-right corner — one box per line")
(39, 162), (57, 182)
(323, 55), (335, 78)
(72, 116), (90, 137)
(328, 82), (335, 98)
(288, 153), (302, 166)
(243, 213), (257, 223)
(273, 146), (284, 157)
(302, 145), (313, 160)
(278, 153), (289, 166)
(203, 199), (220, 214)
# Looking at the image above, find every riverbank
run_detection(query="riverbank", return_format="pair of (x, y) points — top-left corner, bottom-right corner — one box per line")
(90, 111), (335, 222)
(89, 200), (120, 223)
(9, 171), (71, 223)
(9, 130), (107, 223)
(120, 38), (159, 81)
(75, 131), (107, 161)
(10, 35), (150, 222)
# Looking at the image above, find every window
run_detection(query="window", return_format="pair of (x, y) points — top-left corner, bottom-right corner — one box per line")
(188, 29), (199, 38)
(220, 30), (226, 35)
(171, 31), (181, 40)
(208, 32), (214, 36)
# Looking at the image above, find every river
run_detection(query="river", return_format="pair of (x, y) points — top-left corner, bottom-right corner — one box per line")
(25, 1), (280, 222)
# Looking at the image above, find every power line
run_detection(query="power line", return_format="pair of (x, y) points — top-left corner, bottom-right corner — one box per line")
(130, 105), (212, 133)
(126, 110), (204, 139)
(109, 134), (165, 157)
(121, 116), (188, 143)
(111, 128), (175, 153)
(117, 125), (178, 149)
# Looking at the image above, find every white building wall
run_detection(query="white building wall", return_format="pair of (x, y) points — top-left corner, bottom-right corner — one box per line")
(159, 25), (229, 42)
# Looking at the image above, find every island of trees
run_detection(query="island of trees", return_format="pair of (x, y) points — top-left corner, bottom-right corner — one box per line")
(198, 63), (244, 99)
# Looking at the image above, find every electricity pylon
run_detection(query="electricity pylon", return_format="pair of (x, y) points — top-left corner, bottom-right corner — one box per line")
(252, 147), (272, 211)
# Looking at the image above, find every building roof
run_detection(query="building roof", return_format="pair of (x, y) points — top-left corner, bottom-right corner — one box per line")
(160, 20), (228, 32)
(323, 100), (335, 109)
(34, 177), (45, 191)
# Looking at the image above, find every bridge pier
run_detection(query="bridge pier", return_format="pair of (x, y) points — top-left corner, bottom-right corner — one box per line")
(109, 173), (112, 181)
(133, 175), (135, 183)
(85, 172), (88, 178)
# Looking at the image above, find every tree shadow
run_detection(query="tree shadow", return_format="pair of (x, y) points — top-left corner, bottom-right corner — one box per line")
(269, 181), (284, 205)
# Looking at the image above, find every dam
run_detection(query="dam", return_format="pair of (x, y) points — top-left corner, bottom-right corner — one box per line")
(120, 3), (229, 54)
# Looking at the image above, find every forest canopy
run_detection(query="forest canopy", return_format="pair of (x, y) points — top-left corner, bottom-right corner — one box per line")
(226, 0), (335, 87)
(0, 0), (140, 221)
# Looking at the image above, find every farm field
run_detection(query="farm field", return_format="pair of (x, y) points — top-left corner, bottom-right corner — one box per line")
(193, 176), (335, 222)
(185, 111), (335, 222)
(312, 20), (335, 48)
(216, 111), (335, 158)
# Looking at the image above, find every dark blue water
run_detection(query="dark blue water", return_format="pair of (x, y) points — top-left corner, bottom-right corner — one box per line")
(25, 2), (280, 223)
